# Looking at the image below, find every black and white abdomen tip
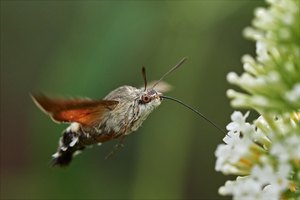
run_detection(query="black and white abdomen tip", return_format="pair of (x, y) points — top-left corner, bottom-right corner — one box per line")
(52, 124), (84, 167)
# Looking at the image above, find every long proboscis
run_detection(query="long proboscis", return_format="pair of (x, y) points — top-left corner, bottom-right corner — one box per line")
(162, 96), (226, 134)
(152, 57), (188, 89)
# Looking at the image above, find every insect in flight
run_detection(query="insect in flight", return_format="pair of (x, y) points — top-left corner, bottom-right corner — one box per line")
(32, 57), (225, 167)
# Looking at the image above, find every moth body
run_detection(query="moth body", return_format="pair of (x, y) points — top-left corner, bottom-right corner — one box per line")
(33, 85), (163, 166)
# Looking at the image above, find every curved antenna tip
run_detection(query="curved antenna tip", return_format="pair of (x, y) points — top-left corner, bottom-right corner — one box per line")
(152, 57), (188, 89)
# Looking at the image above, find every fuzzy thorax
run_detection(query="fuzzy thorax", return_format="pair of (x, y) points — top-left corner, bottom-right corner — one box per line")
(103, 86), (162, 135)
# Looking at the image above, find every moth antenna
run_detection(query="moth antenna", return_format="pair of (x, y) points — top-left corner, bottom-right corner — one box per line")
(152, 57), (188, 89)
(162, 95), (226, 134)
(142, 66), (147, 91)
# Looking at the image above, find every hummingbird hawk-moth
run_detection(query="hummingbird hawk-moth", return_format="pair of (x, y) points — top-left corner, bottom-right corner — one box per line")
(32, 57), (224, 167)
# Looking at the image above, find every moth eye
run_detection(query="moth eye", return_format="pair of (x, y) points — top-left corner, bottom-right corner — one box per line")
(141, 94), (151, 103)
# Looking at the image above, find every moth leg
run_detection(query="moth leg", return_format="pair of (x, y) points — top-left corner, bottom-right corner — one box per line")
(105, 135), (127, 160)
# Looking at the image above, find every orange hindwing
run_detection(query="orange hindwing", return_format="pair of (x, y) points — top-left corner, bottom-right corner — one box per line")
(31, 94), (119, 126)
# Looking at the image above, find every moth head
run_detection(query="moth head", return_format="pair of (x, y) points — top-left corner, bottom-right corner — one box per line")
(129, 88), (162, 128)
(138, 88), (162, 108)
(132, 57), (187, 117)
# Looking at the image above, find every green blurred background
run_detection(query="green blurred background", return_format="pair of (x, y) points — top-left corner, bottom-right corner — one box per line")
(1, 1), (264, 199)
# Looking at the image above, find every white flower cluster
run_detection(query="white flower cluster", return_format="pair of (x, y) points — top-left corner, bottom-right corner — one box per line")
(227, 0), (300, 112)
(216, 111), (299, 199)
(215, 0), (300, 199)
